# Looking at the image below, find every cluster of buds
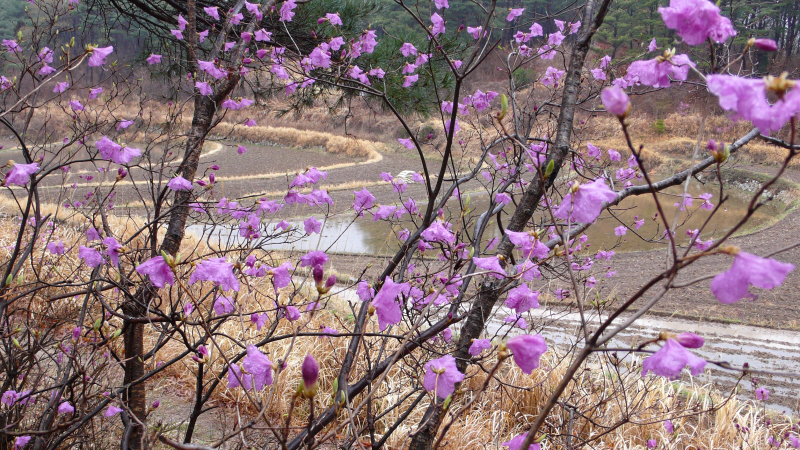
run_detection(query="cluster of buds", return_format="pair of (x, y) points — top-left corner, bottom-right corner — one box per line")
(313, 265), (336, 294)
(192, 345), (210, 364)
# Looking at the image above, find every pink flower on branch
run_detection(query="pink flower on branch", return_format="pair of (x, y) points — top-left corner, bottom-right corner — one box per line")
(422, 355), (464, 398)
(370, 278), (410, 330)
(658, 0), (736, 46)
(190, 257), (240, 292)
(554, 178), (617, 224)
(506, 334), (547, 374)
(642, 338), (706, 379)
(710, 248), (794, 304)
(136, 256), (174, 288)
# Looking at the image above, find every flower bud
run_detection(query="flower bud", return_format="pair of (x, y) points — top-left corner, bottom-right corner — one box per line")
(752, 38), (777, 52)
(151, 400), (160, 409)
(674, 332), (704, 349)
(601, 85), (630, 118)
(325, 275), (336, 289)
(302, 354), (319, 390)
(313, 265), (324, 287)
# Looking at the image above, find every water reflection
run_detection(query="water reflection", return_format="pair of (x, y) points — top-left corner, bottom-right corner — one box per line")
(268, 182), (787, 255)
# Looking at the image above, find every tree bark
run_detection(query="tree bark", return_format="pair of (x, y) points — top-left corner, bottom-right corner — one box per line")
(406, 0), (613, 447)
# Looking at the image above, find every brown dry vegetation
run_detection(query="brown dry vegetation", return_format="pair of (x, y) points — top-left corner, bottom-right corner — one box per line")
(1, 217), (792, 449)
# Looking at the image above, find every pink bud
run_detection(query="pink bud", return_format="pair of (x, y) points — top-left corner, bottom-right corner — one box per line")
(325, 275), (336, 289)
(600, 85), (630, 117)
(302, 354), (319, 388)
(753, 38), (777, 52)
(317, 17), (326, 24)
(674, 332), (704, 349)
(210, 165), (220, 170)
(313, 265), (324, 286)
(209, 173), (215, 184)
(152, 400), (160, 409)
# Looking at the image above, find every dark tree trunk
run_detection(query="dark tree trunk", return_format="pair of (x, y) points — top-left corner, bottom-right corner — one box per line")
(406, 0), (614, 447)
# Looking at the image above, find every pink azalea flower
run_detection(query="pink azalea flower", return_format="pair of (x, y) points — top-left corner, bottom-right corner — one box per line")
(242, 345), (273, 390)
(473, 256), (507, 279)
(14, 437), (32, 450)
(626, 54), (695, 88)
(227, 364), (252, 389)
(608, 149), (621, 161)
(422, 355), (464, 398)
(213, 296), (234, 315)
(642, 338), (706, 379)
(197, 60), (227, 79)
(614, 226), (627, 236)
(176, 14), (187, 30)
(502, 433), (541, 450)
(4, 162), (39, 186)
(400, 43), (418, 57)
(268, 261), (293, 288)
(105, 405), (123, 417)
(659, 0), (736, 46)
(39, 64), (56, 76)
(706, 74), (800, 134)
(251, 313), (268, 330)
(506, 334), (547, 374)
(434, 0), (448, 8)
(469, 339), (492, 356)
(3, 39), (21, 53)
(554, 178), (617, 223)
(69, 100), (84, 111)
(467, 26), (483, 39)
(402, 74), (418, 88)
(600, 54), (612, 69)
(710, 250), (794, 304)
(530, 23), (543, 36)
(495, 192), (512, 205)
(505, 284), (540, 313)
(135, 256), (174, 288)
(103, 237), (121, 266)
(353, 188), (376, 214)
(756, 386), (770, 400)
(86, 227), (101, 241)
(167, 175), (192, 191)
(591, 68), (606, 80)
(190, 257), (240, 291)
(648, 38), (658, 52)
(146, 54), (162, 65)
(198, 29), (209, 43)
(304, 216), (322, 234)
(245, 1), (263, 20)
(53, 82), (69, 93)
(431, 13), (445, 36)
(255, 29), (272, 42)
(230, 12), (244, 24)
(398, 138), (415, 149)
(117, 119), (134, 130)
(89, 87), (103, 99)
(204, 6), (219, 20)
(372, 205), (397, 221)
(325, 12), (343, 25)
(88, 46), (113, 67)
(421, 220), (455, 244)
(79, 245), (103, 267)
(58, 401), (75, 414)
(370, 278), (410, 330)
(506, 7), (524, 21)
(300, 250), (328, 269)
(280, 0), (297, 21)
(47, 240), (65, 255)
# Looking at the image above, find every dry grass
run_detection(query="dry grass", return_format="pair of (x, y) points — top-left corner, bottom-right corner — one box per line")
(589, 113), (800, 169)
(0, 212), (792, 450)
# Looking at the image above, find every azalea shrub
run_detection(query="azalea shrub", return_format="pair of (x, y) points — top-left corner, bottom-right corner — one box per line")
(0, 0), (798, 448)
